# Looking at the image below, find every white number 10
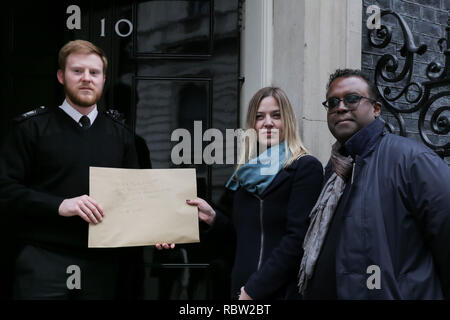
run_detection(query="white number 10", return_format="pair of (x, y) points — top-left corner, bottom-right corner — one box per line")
(67, 5), (133, 38)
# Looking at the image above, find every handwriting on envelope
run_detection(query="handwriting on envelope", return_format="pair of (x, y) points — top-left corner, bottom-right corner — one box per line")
(88, 167), (199, 248)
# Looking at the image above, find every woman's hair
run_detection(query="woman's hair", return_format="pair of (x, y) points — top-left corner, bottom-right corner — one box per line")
(236, 86), (308, 170)
(58, 40), (108, 74)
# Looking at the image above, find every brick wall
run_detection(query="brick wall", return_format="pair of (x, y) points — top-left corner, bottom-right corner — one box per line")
(361, 0), (450, 163)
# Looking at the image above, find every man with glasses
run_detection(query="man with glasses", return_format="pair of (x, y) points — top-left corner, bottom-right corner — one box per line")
(298, 68), (450, 299)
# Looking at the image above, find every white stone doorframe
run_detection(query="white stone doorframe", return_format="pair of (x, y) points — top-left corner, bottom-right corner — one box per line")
(240, 0), (362, 165)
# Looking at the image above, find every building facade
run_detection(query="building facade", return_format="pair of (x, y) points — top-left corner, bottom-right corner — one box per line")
(1, 0), (449, 299)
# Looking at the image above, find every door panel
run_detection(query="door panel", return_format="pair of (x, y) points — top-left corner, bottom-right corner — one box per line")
(135, 0), (212, 56)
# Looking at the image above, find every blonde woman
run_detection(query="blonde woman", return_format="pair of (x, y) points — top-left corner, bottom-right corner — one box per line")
(187, 87), (323, 300)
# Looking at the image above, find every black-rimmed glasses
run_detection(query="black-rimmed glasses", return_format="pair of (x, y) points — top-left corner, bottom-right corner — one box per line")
(322, 94), (378, 113)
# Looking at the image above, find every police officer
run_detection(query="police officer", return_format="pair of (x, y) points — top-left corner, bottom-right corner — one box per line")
(0, 40), (141, 299)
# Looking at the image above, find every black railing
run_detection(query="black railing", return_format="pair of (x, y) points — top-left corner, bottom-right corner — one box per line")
(368, 11), (450, 157)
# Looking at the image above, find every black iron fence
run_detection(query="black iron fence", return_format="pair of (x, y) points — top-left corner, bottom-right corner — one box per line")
(368, 10), (450, 159)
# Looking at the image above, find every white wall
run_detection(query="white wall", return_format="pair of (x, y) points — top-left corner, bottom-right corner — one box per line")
(240, 0), (273, 125)
(241, 0), (362, 164)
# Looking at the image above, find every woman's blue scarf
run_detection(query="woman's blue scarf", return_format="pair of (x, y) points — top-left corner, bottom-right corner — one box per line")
(225, 142), (287, 196)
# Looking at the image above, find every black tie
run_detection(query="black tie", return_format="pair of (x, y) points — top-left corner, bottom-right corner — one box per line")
(79, 115), (91, 129)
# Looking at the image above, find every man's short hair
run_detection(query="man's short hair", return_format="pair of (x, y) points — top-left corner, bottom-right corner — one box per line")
(58, 40), (108, 74)
(326, 69), (379, 100)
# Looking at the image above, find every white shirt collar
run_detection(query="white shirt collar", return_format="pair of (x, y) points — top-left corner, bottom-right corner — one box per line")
(59, 100), (98, 126)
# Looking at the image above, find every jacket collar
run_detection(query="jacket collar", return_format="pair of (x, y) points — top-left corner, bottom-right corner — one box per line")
(260, 169), (290, 198)
(259, 156), (305, 198)
(343, 117), (385, 159)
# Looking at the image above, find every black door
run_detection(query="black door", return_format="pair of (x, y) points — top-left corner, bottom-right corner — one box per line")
(1, 0), (240, 299)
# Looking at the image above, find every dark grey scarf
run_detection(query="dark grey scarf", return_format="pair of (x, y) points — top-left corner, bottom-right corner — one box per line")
(298, 141), (353, 294)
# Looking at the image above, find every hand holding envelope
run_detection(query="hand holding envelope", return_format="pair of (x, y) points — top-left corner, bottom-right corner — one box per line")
(88, 167), (199, 248)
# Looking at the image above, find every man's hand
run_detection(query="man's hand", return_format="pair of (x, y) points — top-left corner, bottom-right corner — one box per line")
(58, 195), (104, 224)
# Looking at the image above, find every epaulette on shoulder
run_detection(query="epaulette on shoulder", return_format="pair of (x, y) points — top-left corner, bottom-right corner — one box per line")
(104, 109), (135, 133)
(105, 109), (126, 124)
(13, 106), (49, 123)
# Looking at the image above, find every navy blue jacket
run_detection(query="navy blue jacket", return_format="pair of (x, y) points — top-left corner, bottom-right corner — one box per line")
(210, 155), (323, 299)
(319, 118), (450, 299)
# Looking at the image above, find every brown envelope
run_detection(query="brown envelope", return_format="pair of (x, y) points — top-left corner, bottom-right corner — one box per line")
(88, 167), (199, 248)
